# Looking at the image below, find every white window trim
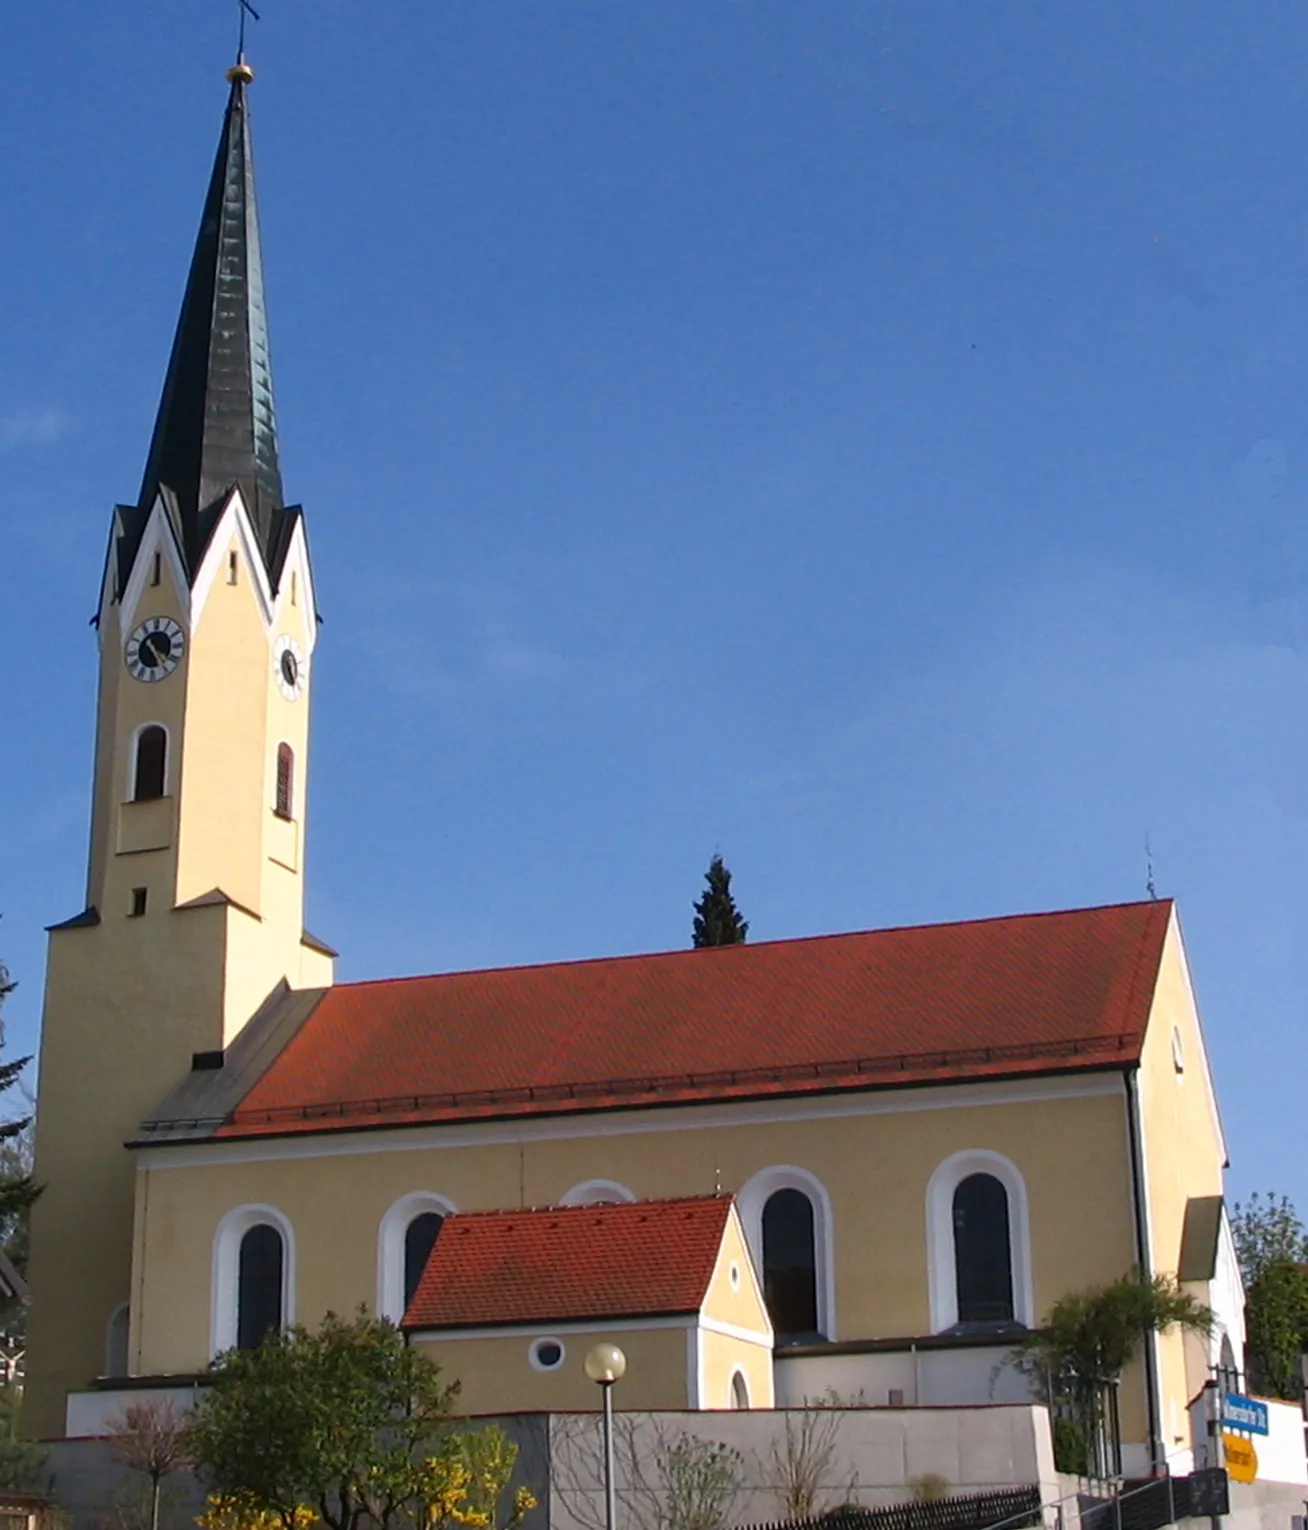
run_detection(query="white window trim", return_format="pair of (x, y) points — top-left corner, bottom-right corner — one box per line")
(127, 721), (170, 802)
(737, 1164), (836, 1340)
(376, 1191), (457, 1323)
(528, 1336), (567, 1372)
(925, 1148), (1033, 1333)
(558, 1179), (636, 1207)
(211, 1203), (296, 1357)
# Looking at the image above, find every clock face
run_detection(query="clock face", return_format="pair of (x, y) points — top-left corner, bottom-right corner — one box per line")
(274, 635), (307, 700)
(125, 617), (185, 683)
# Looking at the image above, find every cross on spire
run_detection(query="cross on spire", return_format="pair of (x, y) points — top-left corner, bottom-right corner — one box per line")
(237, 0), (261, 60)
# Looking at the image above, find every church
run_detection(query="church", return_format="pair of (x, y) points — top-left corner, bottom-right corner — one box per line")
(26, 60), (1245, 1480)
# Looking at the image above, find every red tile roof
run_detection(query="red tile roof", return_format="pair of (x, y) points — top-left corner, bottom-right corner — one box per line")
(402, 1196), (735, 1331)
(218, 899), (1172, 1139)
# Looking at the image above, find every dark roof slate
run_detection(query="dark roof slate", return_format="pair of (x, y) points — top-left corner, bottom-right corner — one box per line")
(120, 70), (295, 591)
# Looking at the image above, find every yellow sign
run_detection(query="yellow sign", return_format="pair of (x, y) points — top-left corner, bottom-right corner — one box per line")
(1223, 1433), (1258, 1483)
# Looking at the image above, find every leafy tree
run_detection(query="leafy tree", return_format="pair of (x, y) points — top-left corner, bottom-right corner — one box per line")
(1012, 1272), (1212, 1475)
(189, 1310), (537, 1530)
(1232, 1193), (1308, 1284)
(691, 857), (748, 948)
(1231, 1193), (1308, 1401)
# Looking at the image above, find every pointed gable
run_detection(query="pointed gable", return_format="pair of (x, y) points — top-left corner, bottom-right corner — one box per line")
(402, 1198), (736, 1331)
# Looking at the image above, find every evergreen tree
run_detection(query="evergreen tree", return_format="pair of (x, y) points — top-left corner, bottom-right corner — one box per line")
(0, 950), (37, 1258)
(692, 855), (749, 948)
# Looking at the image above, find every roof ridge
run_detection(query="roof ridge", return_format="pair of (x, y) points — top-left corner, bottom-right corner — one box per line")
(331, 898), (1175, 992)
(443, 1195), (733, 1222)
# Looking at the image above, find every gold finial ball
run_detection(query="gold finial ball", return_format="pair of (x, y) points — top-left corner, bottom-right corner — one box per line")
(226, 60), (256, 85)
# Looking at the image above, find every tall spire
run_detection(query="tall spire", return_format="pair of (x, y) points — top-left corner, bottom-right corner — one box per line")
(133, 61), (287, 580)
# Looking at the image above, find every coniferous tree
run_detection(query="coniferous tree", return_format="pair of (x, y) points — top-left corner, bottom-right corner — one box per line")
(692, 855), (749, 948)
(0, 952), (37, 1256)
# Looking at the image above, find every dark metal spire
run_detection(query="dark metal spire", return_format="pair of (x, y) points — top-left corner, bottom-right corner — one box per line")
(133, 62), (286, 580)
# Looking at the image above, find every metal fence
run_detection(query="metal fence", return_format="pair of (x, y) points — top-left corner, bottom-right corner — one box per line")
(738, 1485), (1044, 1530)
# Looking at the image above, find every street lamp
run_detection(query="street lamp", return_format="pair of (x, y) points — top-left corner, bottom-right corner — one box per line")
(585, 1342), (627, 1530)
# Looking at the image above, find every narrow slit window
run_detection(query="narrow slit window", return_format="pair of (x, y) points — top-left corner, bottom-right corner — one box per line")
(275, 744), (294, 820)
(149, 552), (162, 587)
(290, 571), (298, 606)
(228, 551), (239, 585)
(129, 888), (148, 918)
(133, 726), (167, 801)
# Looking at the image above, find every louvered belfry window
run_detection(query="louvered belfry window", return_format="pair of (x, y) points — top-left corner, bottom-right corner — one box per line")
(275, 743), (294, 819)
(133, 726), (167, 801)
(952, 1172), (1015, 1324)
(762, 1188), (820, 1339)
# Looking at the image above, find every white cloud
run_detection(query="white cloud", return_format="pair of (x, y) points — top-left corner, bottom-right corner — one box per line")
(0, 410), (64, 452)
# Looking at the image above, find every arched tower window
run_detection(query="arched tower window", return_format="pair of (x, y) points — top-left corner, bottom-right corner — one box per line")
(952, 1173), (1014, 1325)
(133, 726), (167, 801)
(730, 1370), (751, 1409)
(762, 1187), (819, 1340)
(403, 1211), (444, 1310)
(105, 1303), (130, 1378)
(275, 743), (294, 820)
(237, 1223), (285, 1350)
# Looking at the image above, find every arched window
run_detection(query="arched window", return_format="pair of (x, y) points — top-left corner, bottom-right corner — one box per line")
(1217, 1333), (1240, 1394)
(403, 1212), (444, 1310)
(133, 726), (167, 801)
(952, 1174), (1014, 1325)
(926, 1150), (1032, 1333)
(275, 744), (294, 819)
(237, 1223), (285, 1350)
(559, 1180), (637, 1207)
(739, 1165), (833, 1341)
(762, 1188), (820, 1340)
(377, 1192), (458, 1322)
(730, 1370), (751, 1410)
(211, 1204), (295, 1356)
(105, 1303), (130, 1378)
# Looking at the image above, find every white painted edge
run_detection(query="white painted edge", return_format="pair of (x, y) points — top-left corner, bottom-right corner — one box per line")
(139, 1070), (1126, 1171)
(410, 1313), (696, 1342)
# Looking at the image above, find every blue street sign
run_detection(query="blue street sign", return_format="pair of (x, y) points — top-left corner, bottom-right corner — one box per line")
(1222, 1392), (1270, 1436)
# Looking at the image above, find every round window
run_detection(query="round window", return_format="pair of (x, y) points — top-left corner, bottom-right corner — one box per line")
(529, 1337), (566, 1372)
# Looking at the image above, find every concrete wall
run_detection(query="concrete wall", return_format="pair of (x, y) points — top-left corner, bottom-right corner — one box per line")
(549, 1405), (1058, 1530)
(776, 1344), (1037, 1409)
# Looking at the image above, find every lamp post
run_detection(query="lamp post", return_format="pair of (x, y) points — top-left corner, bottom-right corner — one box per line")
(585, 1342), (627, 1530)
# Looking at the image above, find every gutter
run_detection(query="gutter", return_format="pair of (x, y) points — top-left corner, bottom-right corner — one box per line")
(1124, 1065), (1162, 1470)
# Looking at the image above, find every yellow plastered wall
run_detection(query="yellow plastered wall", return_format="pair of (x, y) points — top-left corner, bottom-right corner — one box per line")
(27, 513), (331, 1437)
(414, 1326), (695, 1415)
(1137, 914), (1228, 1457)
(131, 1087), (1140, 1394)
(700, 1206), (774, 1409)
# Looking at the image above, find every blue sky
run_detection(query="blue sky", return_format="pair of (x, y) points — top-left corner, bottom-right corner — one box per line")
(3, 3), (1307, 1211)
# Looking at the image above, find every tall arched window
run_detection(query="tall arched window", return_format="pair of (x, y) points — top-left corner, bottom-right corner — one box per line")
(952, 1173), (1014, 1325)
(730, 1370), (751, 1410)
(275, 744), (294, 819)
(133, 726), (167, 801)
(403, 1211), (444, 1310)
(762, 1188), (819, 1340)
(237, 1223), (284, 1350)
(377, 1192), (458, 1322)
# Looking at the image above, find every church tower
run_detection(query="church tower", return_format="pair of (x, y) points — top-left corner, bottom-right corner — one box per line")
(25, 62), (333, 1436)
